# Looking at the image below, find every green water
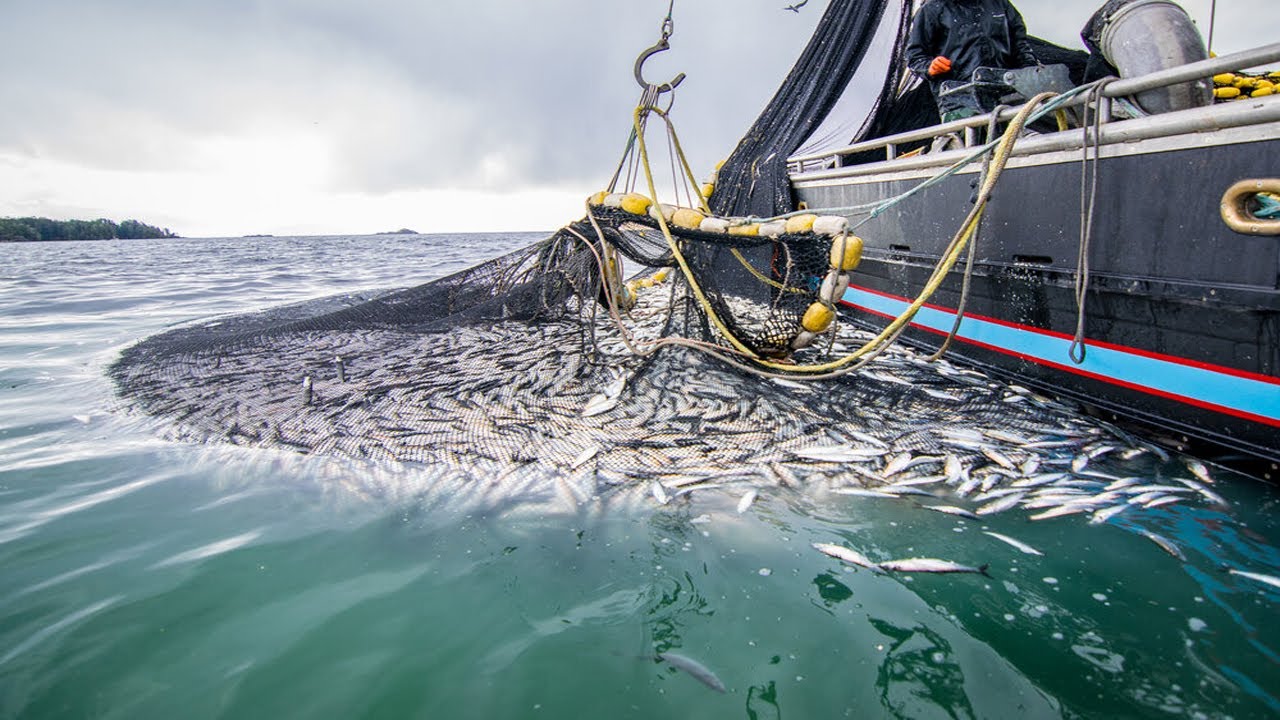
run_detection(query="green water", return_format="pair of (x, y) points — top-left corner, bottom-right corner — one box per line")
(1, 236), (1277, 719)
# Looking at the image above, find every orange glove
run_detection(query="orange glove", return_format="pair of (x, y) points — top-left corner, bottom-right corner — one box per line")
(928, 56), (952, 77)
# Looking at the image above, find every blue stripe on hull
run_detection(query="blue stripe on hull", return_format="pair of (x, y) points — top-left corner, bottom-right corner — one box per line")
(842, 286), (1280, 425)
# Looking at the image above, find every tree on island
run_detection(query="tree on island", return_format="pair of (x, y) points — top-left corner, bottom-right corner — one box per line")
(0, 217), (179, 242)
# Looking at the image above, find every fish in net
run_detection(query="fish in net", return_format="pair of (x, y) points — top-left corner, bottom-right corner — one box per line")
(109, 0), (1227, 528)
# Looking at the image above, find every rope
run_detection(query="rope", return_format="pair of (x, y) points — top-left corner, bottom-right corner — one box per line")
(1069, 79), (1114, 365)
(764, 83), (1096, 227)
(927, 105), (1007, 363)
(625, 90), (1054, 375)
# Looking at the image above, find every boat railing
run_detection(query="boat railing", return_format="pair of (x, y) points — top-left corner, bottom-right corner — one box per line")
(788, 42), (1280, 175)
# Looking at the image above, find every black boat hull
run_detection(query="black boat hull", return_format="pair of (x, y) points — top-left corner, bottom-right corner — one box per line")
(793, 128), (1280, 468)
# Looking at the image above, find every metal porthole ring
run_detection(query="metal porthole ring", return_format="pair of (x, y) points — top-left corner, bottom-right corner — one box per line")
(1220, 179), (1280, 236)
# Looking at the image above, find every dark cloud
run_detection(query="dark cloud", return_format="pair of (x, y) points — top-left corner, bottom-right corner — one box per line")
(0, 0), (1270, 222)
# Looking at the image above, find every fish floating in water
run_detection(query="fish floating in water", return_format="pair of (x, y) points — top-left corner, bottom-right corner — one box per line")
(657, 651), (727, 693)
(811, 542), (881, 570)
(982, 531), (1043, 556)
(811, 543), (989, 576)
(877, 557), (991, 576)
(1227, 568), (1280, 591)
(112, 276), (1237, 539)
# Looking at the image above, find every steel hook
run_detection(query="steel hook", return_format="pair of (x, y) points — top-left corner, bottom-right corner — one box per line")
(633, 38), (686, 94)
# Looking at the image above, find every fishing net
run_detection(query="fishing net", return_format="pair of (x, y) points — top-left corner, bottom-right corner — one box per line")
(109, 0), (1226, 521)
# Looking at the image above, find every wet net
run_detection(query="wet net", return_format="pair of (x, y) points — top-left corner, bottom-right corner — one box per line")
(109, 0), (1223, 520)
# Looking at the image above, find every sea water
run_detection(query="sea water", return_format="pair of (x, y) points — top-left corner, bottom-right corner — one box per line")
(1, 234), (1277, 719)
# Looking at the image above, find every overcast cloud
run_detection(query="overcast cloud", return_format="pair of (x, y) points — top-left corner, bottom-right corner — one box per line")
(0, 0), (1270, 236)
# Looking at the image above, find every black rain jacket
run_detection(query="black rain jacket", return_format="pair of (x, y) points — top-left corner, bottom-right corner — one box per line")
(906, 0), (1038, 90)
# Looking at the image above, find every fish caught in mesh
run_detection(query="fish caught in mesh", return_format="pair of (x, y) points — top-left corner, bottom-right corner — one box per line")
(109, 225), (1227, 536)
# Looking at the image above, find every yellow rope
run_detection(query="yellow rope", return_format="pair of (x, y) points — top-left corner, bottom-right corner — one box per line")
(622, 93), (1053, 375)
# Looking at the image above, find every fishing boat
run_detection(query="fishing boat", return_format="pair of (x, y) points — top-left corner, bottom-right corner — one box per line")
(749, 2), (1280, 473)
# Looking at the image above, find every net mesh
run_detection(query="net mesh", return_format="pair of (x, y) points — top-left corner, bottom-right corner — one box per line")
(108, 0), (1180, 514)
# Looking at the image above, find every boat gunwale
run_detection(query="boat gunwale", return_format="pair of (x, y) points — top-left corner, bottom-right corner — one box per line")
(788, 42), (1280, 173)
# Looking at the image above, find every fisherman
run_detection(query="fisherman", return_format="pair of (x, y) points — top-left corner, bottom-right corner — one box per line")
(906, 0), (1039, 122)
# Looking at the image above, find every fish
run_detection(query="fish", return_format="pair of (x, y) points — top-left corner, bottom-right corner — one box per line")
(1140, 531), (1186, 561)
(943, 454), (964, 483)
(878, 557), (991, 576)
(1175, 478), (1228, 507)
(976, 492), (1026, 516)
(982, 531), (1044, 556)
(985, 428), (1032, 445)
(582, 394), (618, 418)
(1029, 504), (1093, 521)
(792, 446), (885, 463)
(657, 652), (727, 693)
(811, 542), (880, 570)
(651, 481), (670, 506)
(1185, 458), (1215, 485)
(737, 489), (758, 514)
(1228, 569), (1280, 591)
(846, 430), (890, 448)
(878, 486), (936, 498)
(832, 488), (897, 498)
(881, 451), (915, 477)
(1089, 504), (1128, 524)
(923, 505), (980, 520)
(890, 475), (946, 488)
(571, 445), (600, 469)
(980, 447), (1016, 472)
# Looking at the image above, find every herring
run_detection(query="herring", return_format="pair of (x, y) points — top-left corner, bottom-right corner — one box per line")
(878, 557), (991, 576)
(923, 505), (980, 520)
(983, 531), (1044, 556)
(657, 652), (727, 694)
(1228, 568), (1280, 591)
(812, 542), (880, 570)
(736, 489), (758, 514)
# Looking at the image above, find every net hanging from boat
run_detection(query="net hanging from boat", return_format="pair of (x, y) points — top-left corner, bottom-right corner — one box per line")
(106, 1), (1209, 522)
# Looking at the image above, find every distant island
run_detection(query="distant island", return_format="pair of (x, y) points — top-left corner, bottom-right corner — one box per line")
(0, 216), (178, 242)
(375, 228), (419, 235)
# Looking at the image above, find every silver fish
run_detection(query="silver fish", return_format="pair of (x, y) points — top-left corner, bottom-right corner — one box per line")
(792, 446), (885, 463)
(891, 475), (947, 488)
(982, 447), (1018, 470)
(811, 542), (879, 570)
(1185, 458), (1215, 485)
(736, 489), (758, 514)
(944, 454), (964, 483)
(986, 428), (1032, 445)
(832, 488), (897, 498)
(571, 445), (600, 469)
(878, 557), (990, 576)
(923, 505), (980, 520)
(582, 394), (618, 418)
(977, 492), (1026, 516)
(881, 451), (914, 477)
(651, 481), (670, 506)
(1089, 504), (1128, 524)
(1228, 569), (1280, 591)
(1175, 478), (1228, 507)
(1029, 504), (1093, 521)
(983, 531), (1044, 556)
(658, 652), (727, 694)
(1140, 531), (1185, 561)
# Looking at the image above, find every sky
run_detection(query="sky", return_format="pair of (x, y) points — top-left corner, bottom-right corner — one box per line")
(0, 0), (1270, 237)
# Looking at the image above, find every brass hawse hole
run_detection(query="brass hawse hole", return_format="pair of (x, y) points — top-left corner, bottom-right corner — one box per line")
(1220, 179), (1280, 236)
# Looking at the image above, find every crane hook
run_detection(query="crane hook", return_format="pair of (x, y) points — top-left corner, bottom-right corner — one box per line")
(633, 37), (686, 94)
